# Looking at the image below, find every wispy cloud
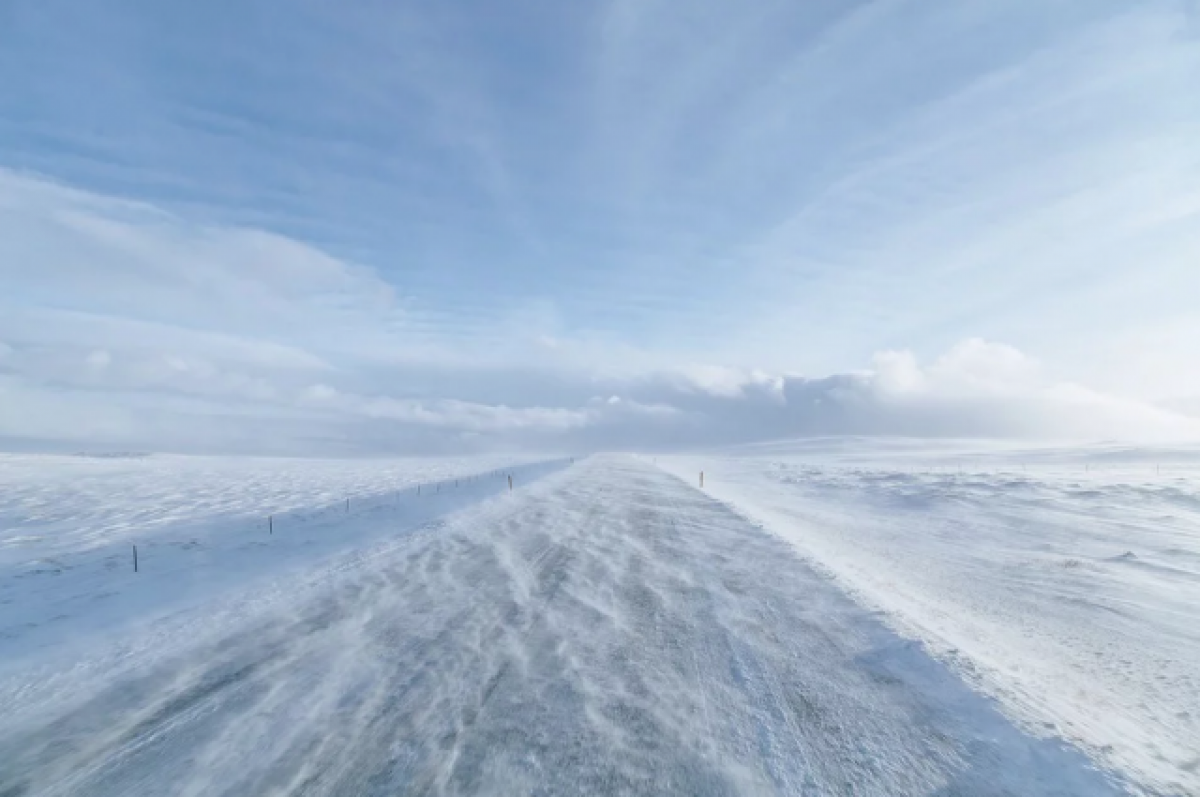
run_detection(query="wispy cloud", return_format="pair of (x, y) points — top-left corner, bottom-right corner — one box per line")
(1, 1), (1197, 452)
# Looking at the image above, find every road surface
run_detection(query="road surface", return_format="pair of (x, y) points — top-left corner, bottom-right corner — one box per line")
(0, 455), (1129, 796)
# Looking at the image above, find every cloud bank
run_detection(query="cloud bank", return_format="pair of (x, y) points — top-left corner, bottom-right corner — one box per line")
(1, 169), (1196, 456)
(4, 331), (1198, 456)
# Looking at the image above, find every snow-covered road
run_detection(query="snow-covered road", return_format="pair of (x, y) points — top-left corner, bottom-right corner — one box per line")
(0, 455), (1130, 795)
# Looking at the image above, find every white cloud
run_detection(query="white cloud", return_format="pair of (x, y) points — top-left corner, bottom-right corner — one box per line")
(1, 165), (1195, 454)
(0, 169), (407, 363)
(304, 383), (339, 402)
(4, 0), (1199, 463)
(926, 339), (1040, 395)
(857, 340), (1200, 442)
(3, 332), (1199, 454)
(85, 350), (112, 370)
(666, 364), (786, 401)
(589, 394), (680, 418)
(874, 339), (1042, 397)
(3, 1), (1197, 409)
(871, 350), (923, 394)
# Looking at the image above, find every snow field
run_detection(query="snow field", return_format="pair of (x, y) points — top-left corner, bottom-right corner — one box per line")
(0, 454), (1129, 796)
(0, 452), (565, 667)
(658, 441), (1200, 796)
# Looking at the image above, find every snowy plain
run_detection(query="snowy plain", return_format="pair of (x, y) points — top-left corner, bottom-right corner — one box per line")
(0, 452), (560, 667)
(659, 439), (1200, 796)
(0, 453), (1134, 796)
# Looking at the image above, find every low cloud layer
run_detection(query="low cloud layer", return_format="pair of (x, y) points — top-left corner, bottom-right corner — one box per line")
(3, 334), (1197, 456)
(2, 168), (1198, 456)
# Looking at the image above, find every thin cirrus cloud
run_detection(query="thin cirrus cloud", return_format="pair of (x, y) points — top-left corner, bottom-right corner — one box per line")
(1, 0), (1198, 454)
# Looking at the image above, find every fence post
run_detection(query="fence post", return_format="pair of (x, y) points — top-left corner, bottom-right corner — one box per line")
(269, 514), (273, 535)
(133, 544), (138, 573)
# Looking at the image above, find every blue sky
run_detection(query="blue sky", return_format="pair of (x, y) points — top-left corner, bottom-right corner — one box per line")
(2, 0), (1199, 453)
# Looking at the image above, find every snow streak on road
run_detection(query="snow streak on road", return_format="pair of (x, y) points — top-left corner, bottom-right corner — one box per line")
(0, 455), (1127, 796)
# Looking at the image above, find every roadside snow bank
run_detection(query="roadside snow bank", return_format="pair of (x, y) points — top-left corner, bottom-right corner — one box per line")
(658, 441), (1200, 796)
(0, 453), (565, 667)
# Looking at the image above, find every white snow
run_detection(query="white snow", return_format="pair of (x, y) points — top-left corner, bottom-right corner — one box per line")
(0, 452), (537, 555)
(0, 454), (1130, 796)
(659, 439), (1200, 796)
(0, 452), (561, 666)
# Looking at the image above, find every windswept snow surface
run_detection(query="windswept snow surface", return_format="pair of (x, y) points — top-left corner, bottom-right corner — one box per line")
(0, 454), (1128, 795)
(659, 440), (1200, 796)
(0, 452), (558, 665)
(0, 452), (540, 555)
